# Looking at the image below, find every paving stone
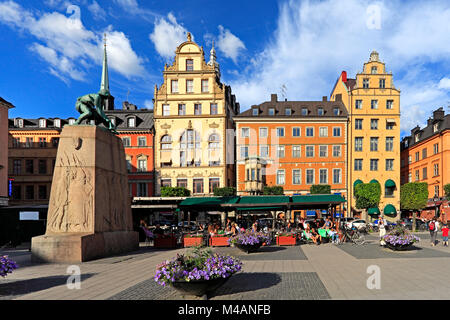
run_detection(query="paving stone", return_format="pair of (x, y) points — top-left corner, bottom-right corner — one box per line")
(212, 245), (308, 261)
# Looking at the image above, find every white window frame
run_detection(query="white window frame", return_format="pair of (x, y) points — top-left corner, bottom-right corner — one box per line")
(259, 127), (268, 138)
(306, 169), (315, 185)
(292, 169), (301, 185)
(276, 170), (285, 185)
(292, 145), (301, 158)
(319, 168), (328, 184)
(319, 145), (328, 158)
(319, 127), (328, 137)
(306, 145), (314, 158)
(241, 127), (250, 138)
(333, 168), (342, 184)
(171, 80), (178, 93)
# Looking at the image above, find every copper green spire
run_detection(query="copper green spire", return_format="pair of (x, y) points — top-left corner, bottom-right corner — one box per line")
(100, 33), (110, 95)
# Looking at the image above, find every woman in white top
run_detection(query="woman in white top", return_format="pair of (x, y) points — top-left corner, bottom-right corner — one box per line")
(378, 216), (386, 246)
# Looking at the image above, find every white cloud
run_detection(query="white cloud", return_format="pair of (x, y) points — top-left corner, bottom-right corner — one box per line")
(0, 1), (146, 83)
(113, 0), (139, 12)
(113, 0), (159, 21)
(216, 25), (246, 63)
(149, 13), (190, 60)
(228, 0), (450, 135)
(88, 1), (105, 21)
(143, 99), (153, 109)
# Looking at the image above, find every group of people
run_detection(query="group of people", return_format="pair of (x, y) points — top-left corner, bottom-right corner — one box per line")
(281, 217), (340, 245)
(426, 217), (449, 247)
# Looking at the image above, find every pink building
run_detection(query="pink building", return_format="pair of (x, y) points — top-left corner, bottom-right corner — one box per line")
(0, 97), (14, 206)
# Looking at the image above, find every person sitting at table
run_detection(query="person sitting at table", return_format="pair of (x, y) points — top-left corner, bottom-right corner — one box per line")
(230, 223), (238, 235)
(153, 224), (164, 237)
(286, 222), (293, 232)
(310, 228), (322, 245)
(328, 226), (339, 244)
(225, 225), (232, 235)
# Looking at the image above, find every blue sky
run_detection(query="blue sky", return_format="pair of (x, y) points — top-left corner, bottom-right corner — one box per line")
(1, 0), (450, 137)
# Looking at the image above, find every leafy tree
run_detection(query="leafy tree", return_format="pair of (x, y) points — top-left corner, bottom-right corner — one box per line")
(263, 186), (284, 195)
(213, 187), (236, 197)
(310, 185), (331, 194)
(354, 183), (381, 211)
(400, 182), (428, 231)
(444, 184), (450, 200)
(161, 186), (191, 197)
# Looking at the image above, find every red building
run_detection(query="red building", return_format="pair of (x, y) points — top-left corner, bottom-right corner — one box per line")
(105, 102), (155, 198)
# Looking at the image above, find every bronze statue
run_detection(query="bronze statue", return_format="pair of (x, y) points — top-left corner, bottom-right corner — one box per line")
(74, 89), (117, 134)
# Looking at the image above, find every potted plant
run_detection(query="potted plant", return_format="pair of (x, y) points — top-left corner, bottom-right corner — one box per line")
(209, 234), (231, 247)
(183, 234), (204, 247)
(383, 226), (420, 251)
(1, 256), (18, 278)
(228, 231), (271, 253)
(154, 233), (177, 248)
(276, 232), (297, 246)
(154, 247), (242, 298)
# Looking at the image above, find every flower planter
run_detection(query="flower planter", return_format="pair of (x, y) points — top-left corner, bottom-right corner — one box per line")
(234, 242), (262, 253)
(154, 236), (177, 248)
(172, 277), (230, 297)
(276, 236), (296, 246)
(209, 236), (230, 247)
(385, 243), (414, 251)
(183, 236), (203, 247)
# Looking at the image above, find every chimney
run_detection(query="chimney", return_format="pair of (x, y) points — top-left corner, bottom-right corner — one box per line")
(433, 107), (444, 121)
(322, 96), (327, 102)
(427, 118), (433, 126)
(335, 94), (342, 102)
(341, 71), (347, 82)
(271, 94), (277, 102)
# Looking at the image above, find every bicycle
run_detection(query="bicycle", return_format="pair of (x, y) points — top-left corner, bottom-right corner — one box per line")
(337, 225), (365, 245)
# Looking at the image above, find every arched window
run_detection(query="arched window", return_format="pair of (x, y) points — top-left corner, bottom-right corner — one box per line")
(180, 130), (200, 166)
(161, 135), (172, 149)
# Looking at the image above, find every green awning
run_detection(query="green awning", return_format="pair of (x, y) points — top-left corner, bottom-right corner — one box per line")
(237, 206), (282, 211)
(178, 196), (239, 207)
(353, 179), (363, 188)
(237, 196), (289, 205)
(384, 204), (396, 215)
(370, 179), (379, 184)
(291, 194), (346, 204)
(385, 179), (396, 188)
(368, 207), (380, 215)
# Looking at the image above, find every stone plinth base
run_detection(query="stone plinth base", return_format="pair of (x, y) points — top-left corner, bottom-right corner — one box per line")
(32, 231), (139, 263)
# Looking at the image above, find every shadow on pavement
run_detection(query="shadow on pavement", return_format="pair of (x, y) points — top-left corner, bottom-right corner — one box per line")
(0, 273), (96, 299)
(211, 272), (281, 298)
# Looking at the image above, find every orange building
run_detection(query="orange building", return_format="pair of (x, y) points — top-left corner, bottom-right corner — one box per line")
(0, 97), (14, 206)
(401, 107), (450, 220)
(234, 94), (348, 199)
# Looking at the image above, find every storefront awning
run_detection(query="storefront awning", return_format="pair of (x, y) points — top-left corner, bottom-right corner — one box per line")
(291, 194), (346, 204)
(384, 204), (396, 215)
(237, 206), (283, 211)
(368, 207), (380, 215)
(385, 179), (396, 188)
(370, 179), (379, 184)
(178, 196), (239, 207)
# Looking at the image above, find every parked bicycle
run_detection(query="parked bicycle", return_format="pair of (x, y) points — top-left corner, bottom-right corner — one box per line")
(337, 225), (365, 245)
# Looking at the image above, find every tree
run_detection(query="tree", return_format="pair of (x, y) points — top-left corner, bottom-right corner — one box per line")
(444, 184), (450, 200)
(310, 185), (331, 194)
(400, 182), (428, 232)
(161, 186), (190, 197)
(354, 183), (381, 220)
(263, 186), (284, 195)
(213, 187), (236, 197)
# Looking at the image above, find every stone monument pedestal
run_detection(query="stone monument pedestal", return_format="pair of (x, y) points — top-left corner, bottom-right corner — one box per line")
(32, 125), (138, 263)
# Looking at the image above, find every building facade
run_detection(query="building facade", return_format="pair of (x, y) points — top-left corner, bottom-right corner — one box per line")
(330, 51), (401, 219)
(400, 107), (449, 200)
(105, 102), (155, 198)
(153, 33), (240, 196)
(8, 117), (62, 206)
(0, 97), (14, 206)
(234, 94), (348, 198)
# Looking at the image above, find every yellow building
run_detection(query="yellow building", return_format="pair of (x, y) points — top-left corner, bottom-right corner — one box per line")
(153, 33), (240, 196)
(330, 51), (401, 220)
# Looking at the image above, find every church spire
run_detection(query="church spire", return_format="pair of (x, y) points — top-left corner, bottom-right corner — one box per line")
(100, 33), (110, 94)
(208, 40), (220, 80)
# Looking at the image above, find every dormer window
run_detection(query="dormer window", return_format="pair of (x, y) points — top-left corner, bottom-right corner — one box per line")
(127, 117), (136, 128)
(318, 108), (324, 116)
(333, 108), (340, 116)
(54, 119), (61, 128)
(415, 134), (419, 143)
(39, 119), (46, 128)
(252, 108), (258, 116)
(285, 108), (292, 116)
(433, 123), (439, 133)
(68, 119), (75, 125)
(16, 118), (24, 128)
(268, 108), (275, 116)
(109, 117), (115, 126)
(301, 108), (308, 116)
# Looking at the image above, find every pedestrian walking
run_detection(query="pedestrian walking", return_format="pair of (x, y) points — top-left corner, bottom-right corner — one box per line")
(378, 215), (386, 246)
(429, 218), (439, 246)
(441, 223), (449, 247)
